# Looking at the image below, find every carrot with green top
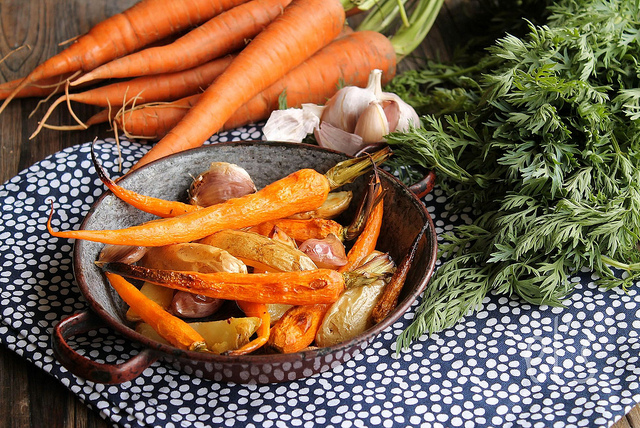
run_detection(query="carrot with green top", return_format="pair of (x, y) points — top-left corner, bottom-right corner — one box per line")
(0, 0), (249, 115)
(72, 0), (293, 86)
(105, 272), (207, 352)
(47, 148), (391, 247)
(130, 0), (346, 171)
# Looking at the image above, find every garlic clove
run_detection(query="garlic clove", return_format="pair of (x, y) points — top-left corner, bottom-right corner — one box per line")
(189, 162), (256, 207)
(263, 104), (322, 143)
(353, 100), (390, 144)
(298, 233), (348, 269)
(320, 69), (384, 133)
(98, 244), (147, 264)
(380, 92), (420, 132)
(314, 121), (370, 156)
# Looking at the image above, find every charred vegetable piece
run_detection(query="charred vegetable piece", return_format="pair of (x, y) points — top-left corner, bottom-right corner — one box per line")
(267, 303), (330, 353)
(103, 262), (346, 305)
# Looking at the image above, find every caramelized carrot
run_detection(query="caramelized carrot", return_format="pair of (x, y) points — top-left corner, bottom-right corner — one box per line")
(227, 301), (271, 355)
(47, 148), (391, 247)
(91, 142), (199, 217)
(104, 272), (206, 351)
(267, 303), (330, 353)
(103, 263), (345, 305)
(247, 218), (345, 242)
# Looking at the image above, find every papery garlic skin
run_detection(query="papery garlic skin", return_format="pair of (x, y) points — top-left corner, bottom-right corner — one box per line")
(263, 104), (323, 143)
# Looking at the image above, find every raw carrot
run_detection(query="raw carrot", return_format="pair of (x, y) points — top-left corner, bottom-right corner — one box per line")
(104, 272), (207, 351)
(0, 73), (75, 100)
(131, 0), (346, 171)
(73, 0), (292, 86)
(90, 142), (199, 218)
(103, 263), (345, 305)
(227, 301), (271, 355)
(114, 30), (396, 140)
(47, 148), (390, 246)
(33, 56), (235, 137)
(0, 0), (249, 114)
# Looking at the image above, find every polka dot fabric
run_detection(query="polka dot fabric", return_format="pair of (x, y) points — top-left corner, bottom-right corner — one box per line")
(1, 125), (639, 428)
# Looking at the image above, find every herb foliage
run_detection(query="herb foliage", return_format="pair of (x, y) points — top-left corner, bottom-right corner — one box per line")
(386, 0), (640, 348)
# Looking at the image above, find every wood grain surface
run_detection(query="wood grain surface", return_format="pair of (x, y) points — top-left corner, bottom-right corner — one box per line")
(0, 1), (638, 427)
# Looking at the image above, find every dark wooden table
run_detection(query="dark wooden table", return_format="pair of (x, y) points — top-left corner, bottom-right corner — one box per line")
(0, 1), (638, 427)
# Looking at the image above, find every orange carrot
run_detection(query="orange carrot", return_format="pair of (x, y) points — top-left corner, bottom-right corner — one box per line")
(267, 303), (330, 353)
(113, 30), (396, 140)
(90, 142), (199, 217)
(47, 148), (390, 246)
(103, 263), (345, 305)
(73, 0), (292, 86)
(49, 168), (331, 246)
(0, 73), (75, 100)
(104, 272), (207, 351)
(228, 301), (271, 355)
(371, 222), (428, 323)
(131, 0), (345, 171)
(33, 56), (234, 137)
(247, 218), (345, 242)
(338, 177), (384, 273)
(0, 0), (249, 114)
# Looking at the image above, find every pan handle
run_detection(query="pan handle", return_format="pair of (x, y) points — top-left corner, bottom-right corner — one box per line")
(408, 170), (436, 199)
(51, 310), (158, 384)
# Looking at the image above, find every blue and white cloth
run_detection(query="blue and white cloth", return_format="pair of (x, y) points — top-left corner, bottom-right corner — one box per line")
(1, 125), (639, 428)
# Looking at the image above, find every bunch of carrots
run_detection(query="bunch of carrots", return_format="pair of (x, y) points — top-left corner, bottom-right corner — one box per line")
(46, 145), (424, 354)
(0, 0), (444, 171)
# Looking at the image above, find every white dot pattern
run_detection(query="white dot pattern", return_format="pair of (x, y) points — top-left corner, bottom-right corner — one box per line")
(0, 127), (639, 428)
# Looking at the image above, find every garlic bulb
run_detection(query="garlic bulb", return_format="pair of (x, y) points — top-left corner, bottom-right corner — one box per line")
(320, 69), (383, 133)
(189, 162), (256, 207)
(262, 68), (420, 155)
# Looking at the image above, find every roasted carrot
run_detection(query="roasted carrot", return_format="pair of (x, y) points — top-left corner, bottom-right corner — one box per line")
(113, 30), (395, 141)
(103, 263), (345, 305)
(227, 301), (271, 355)
(338, 175), (385, 273)
(90, 142), (199, 217)
(33, 56), (235, 137)
(104, 272), (207, 351)
(0, 0), (249, 114)
(267, 303), (330, 353)
(247, 218), (346, 242)
(371, 222), (429, 323)
(73, 0), (292, 86)
(130, 0), (345, 171)
(47, 148), (390, 246)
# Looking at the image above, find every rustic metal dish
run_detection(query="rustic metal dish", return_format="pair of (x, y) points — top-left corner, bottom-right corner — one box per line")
(51, 141), (438, 384)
